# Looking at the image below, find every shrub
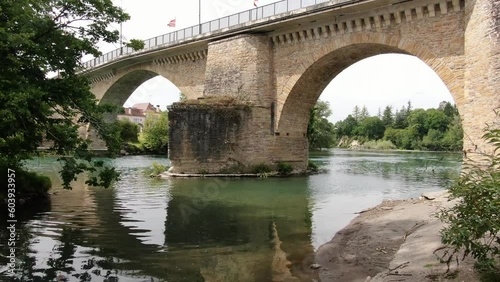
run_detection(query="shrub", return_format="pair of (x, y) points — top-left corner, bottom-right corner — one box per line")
(19, 170), (52, 195)
(251, 163), (272, 174)
(114, 119), (139, 143)
(307, 161), (319, 172)
(438, 123), (500, 273)
(1, 168), (51, 202)
(362, 140), (396, 150)
(277, 162), (293, 175)
(150, 162), (168, 177)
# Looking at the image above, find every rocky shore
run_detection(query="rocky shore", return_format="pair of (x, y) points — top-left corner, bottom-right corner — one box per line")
(314, 191), (480, 281)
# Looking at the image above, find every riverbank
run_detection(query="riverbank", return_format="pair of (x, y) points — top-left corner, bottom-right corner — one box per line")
(315, 191), (480, 281)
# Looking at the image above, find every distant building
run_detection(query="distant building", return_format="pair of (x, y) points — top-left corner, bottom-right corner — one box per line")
(117, 103), (161, 132)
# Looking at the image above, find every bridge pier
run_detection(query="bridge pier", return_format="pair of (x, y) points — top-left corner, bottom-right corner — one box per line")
(461, 0), (500, 158)
(168, 34), (308, 174)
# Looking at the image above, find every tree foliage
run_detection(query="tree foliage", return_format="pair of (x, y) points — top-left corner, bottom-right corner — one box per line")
(439, 118), (500, 274)
(356, 116), (385, 140)
(307, 100), (335, 150)
(143, 112), (169, 154)
(114, 119), (139, 143)
(333, 101), (463, 151)
(126, 39), (145, 51)
(0, 0), (129, 189)
(382, 106), (394, 127)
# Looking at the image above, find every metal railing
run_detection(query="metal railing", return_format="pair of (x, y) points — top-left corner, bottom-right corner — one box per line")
(83, 0), (340, 69)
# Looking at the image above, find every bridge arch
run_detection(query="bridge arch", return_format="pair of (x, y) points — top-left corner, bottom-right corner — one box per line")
(87, 69), (188, 148)
(89, 57), (206, 106)
(274, 32), (464, 138)
(99, 70), (160, 108)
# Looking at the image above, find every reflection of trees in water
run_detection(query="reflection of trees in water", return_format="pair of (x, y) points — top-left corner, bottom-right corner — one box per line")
(2, 175), (317, 282)
(2, 227), (127, 282)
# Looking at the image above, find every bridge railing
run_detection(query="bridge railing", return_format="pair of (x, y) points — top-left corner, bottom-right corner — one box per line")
(83, 0), (335, 69)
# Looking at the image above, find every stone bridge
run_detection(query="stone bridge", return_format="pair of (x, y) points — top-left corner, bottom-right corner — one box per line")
(85, 0), (499, 173)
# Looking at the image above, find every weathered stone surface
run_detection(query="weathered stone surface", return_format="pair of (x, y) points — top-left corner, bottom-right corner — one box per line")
(168, 98), (251, 173)
(461, 0), (500, 160)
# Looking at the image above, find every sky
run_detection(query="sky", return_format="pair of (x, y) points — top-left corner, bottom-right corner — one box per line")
(103, 0), (454, 122)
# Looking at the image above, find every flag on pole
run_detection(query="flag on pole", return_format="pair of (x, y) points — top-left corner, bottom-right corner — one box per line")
(254, 0), (258, 7)
(167, 18), (176, 27)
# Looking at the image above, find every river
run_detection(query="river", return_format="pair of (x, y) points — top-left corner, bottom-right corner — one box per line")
(0, 149), (461, 281)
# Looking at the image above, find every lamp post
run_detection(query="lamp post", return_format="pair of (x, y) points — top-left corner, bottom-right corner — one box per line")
(120, 0), (123, 54)
(198, 0), (202, 34)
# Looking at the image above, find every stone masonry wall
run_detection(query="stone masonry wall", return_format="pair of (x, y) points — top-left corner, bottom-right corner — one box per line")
(204, 34), (274, 107)
(168, 34), (280, 173)
(462, 0), (500, 158)
(168, 99), (251, 173)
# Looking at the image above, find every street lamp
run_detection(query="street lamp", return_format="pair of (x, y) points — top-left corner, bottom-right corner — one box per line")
(120, 0), (123, 54)
(198, 0), (202, 34)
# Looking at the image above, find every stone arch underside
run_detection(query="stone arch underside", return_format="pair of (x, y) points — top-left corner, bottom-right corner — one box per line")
(99, 70), (159, 108)
(90, 56), (207, 107)
(275, 33), (464, 137)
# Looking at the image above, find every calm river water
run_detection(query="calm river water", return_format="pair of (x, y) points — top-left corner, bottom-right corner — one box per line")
(0, 149), (461, 281)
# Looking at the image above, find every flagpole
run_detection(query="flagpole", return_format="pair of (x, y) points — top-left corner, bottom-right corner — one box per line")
(198, 0), (201, 34)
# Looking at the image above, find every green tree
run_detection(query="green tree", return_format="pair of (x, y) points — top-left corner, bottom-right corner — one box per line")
(352, 105), (361, 122)
(406, 100), (413, 115)
(115, 119), (139, 143)
(442, 115), (464, 151)
(382, 106), (394, 127)
(438, 101), (458, 118)
(126, 39), (145, 51)
(143, 112), (169, 153)
(407, 108), (429, 138)
(334, 115), (358, 138)
(422, 129), (444, 151)
(400, 126), (421, 150)
(426, 108), (450, 132)
(0, 0), (129, 189)
(359, 105), (370, 122)
(384, 127), (403, 147)
(393, 106), (408, 129)
(307, 100), (335, 150)
(357, 116), (385, 140)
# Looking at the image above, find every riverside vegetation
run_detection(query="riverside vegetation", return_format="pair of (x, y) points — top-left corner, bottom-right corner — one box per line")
(307, 100), (463, 152)
(114, 111), (169, 155)
(438, 117), (500, 279)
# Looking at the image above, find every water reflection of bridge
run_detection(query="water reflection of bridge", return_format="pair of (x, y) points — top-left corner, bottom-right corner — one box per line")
(30, 175), (318, 281)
